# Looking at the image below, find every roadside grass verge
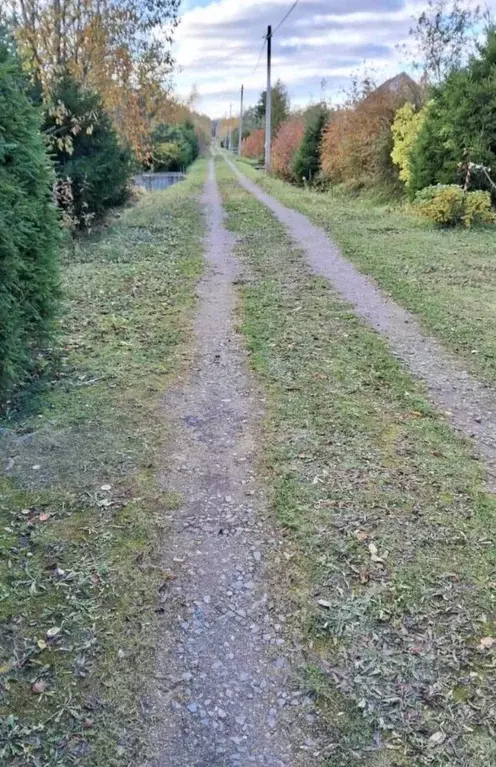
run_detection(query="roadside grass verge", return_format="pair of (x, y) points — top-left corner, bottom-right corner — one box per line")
(217, 158), (496, 766)
(237, 156), (259, 167)
(0, 161), (206, 765)
(232, 156), (496, 386)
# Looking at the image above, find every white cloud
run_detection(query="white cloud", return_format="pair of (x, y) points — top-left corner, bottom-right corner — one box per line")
(169, 0), (488, 117)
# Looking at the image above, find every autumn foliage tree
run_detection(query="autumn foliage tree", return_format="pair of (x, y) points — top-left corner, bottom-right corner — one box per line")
(241, 129), (265, 162)
(321, 74), (421, 189)
(271, 116), (305, 182)
(320, 109), (355, 184)
(217, 116), (238, 148)
(8, 0), (180, 162)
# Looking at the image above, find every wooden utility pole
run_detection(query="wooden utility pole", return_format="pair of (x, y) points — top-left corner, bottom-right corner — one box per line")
(238, 84), (244, 155)
(265, 25), (272, 171)
(228, 102), (233, 151)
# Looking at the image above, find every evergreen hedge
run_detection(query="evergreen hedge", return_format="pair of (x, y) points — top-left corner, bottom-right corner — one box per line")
(151, 121), (199, 171)
(0, 33), (60, 404)
(409, 30), (496, 198)
(45, 73), (132, 225)
(292, 106), (328, 183)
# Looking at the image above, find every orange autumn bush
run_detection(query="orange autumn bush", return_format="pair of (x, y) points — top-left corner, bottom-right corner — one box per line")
(271, 115), (305, 181)
(321, 76), (421, 189)
(320, 108), (356, 184)
(241, 129), (265, 162)
(321, 93), (398, 187)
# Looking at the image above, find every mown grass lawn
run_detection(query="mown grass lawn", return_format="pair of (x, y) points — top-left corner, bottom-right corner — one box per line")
(217, 158), (496, 766)
(0, 162), (206, 765)
(233, 158), (496, 386)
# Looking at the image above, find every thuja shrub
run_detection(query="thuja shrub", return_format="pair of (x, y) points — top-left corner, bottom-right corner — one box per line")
(0, 33), (60, 404)
(45, 72), (132, 226)
(292, 105), (328, 183)
(409, 32), (496, 199)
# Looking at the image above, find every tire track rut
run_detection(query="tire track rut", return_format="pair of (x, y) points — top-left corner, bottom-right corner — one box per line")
(224, 155), (496, 492)
(148, 160), (322, 766)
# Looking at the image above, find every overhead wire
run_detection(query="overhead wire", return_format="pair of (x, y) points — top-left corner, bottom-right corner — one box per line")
(180, 0), (301, 109)
(179, 48), (244, 71)
(272, 0), (300, 36)
(180, 35), (267, 77)
(180, 0), (300, 75)
(252, 36), (267, 74)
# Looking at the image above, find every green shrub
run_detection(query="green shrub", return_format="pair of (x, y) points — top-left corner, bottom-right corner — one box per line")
(414, 184), (494, 227)
(312, 170), (331, 192)
(292, 105), (328, 183)
(409, 30), (496, 199)
(153, 141), (182, 171)
(391, 102), (428, 187)
(0, 33), (60, 403)
(44, 72), (132, 225)
(414, 184), (465, 225)
(462, 189), (495, 227)
(340, 178), (367, 196)
(150, 122), (199, 171)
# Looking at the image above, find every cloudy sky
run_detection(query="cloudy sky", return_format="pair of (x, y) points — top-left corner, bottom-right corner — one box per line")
(170, 0), (481, 118)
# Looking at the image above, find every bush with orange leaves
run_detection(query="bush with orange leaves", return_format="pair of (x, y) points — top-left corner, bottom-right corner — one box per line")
(241, 129), (265, 162)
(271, 115), (305, 182)
(321, 80), (419, 189)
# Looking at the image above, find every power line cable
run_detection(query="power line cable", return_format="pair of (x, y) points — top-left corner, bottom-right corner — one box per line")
(252, 36), (267, 74)
(272, 0), (300, 36)
(179, 47), (244, 71)
(180, 2), (297, 105)
(181, 34), (267, 77)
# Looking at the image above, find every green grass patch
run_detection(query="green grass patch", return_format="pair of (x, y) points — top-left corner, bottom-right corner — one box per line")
(217, 158), (496, 766)
(237, 156), (259, 167)
(233, 157), (496, 385)
(0, 161), (206, 765)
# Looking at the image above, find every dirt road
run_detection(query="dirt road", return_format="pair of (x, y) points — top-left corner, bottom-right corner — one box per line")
(148, 154), (496, 766)
(224, 154), (496, 492)
(148, 160), (322, 766)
